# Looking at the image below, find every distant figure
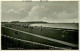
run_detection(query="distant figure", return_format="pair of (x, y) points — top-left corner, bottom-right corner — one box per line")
(23, 25), (28, 28)
(15, 31), (19, 35)
(26, 26), (28, 28)
(62, 30), (65, 38)
(39, 26), (43, 31)
(62, 34), (64, 38)
(30, 26), (33, 30)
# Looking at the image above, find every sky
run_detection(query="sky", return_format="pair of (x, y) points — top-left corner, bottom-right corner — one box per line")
(1, 1), (78, 23)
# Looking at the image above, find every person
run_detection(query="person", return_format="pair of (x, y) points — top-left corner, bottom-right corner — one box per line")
(15, 31), (19, 35)
(29, 26), (33, 30)
(39, 26), (43, 31)
(62, 30), (65, 38)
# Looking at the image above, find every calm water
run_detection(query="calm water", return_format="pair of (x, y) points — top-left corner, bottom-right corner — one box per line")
(30, 23), (78, 30)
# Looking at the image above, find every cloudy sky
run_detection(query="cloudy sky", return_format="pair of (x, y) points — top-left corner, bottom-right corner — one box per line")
(1, 1), (78, 23)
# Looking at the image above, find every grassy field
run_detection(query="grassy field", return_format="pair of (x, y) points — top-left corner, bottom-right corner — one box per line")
(1, 23), (79, 49)
(2, 36), (51, 50)
(3, 23), (78, 44)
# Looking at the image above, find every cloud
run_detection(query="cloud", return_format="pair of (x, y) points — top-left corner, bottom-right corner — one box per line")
(28, 5), (48, 17)
(2, 8), (28, 21)
(56, 11), (78, 19)
(52, 11), (78, 23)
(4, 5), (78, 23)
(2, 1), (78, 23)
(6, 9), (19, 13)
(46, 10), (78, 23)
(5, 8), (26, 14)
(24, 5), (78, 23)
(19, 8), (26, 12)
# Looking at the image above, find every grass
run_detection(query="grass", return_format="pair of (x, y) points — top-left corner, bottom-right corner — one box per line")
(1, 23), (79, 49)
(3, 24), (78, 44)
(1, 36), (50, 50)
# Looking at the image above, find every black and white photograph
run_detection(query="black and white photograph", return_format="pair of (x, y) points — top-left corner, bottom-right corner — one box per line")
(1, 1), (79, 50)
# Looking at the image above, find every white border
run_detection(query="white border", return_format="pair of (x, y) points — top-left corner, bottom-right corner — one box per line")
(0, 0), (79, 51)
